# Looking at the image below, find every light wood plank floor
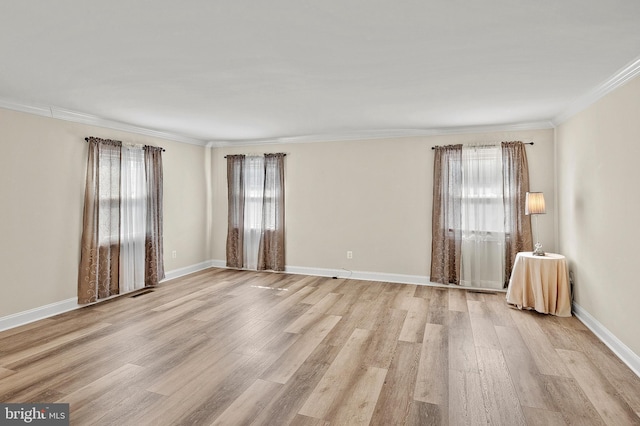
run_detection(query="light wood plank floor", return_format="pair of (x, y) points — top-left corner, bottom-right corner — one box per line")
(1, 268), (639, 425)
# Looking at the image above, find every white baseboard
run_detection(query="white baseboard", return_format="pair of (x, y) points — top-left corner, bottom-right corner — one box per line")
(0, 298), (79, 332)
(210, 259), (504, 292)
(283, 264), (433, 286)
(573, 302), (640, 378)
(210, 259), (227, 268)
(0, 261), (217, 333)
(206, 260), (433, 285)
(162, 260), (216, 282)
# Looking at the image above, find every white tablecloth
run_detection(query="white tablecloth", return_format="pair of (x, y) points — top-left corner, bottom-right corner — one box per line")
(506, 252), (572, 317)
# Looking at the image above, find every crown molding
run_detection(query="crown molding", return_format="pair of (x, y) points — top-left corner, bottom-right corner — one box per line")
(0, 98), (554, 149)
(52, 108), (207, 146)
(553, 56), (640, 125)
(0, 98), (53, 117)
(3, 54), (639, 146)
(207, 121), (555, 148)
(0, 98), (207, 146)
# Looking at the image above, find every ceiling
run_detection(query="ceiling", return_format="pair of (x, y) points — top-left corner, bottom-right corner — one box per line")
(1, 1), (640, 146)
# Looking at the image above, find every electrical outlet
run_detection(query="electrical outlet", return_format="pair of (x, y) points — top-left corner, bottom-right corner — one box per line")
(347, 251), (353, 259)
(172, 250), (177, 259)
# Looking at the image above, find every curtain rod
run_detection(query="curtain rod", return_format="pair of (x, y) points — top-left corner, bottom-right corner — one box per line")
(223, 153), (287, 158)
(84, 137), (166, 152)
(431, 142), (534, 150)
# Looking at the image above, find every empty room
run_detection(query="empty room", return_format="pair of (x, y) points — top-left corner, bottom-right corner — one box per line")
(1, 1), (640, 425)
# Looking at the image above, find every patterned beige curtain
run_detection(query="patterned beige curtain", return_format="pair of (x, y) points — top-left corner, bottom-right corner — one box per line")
(430, 145), (463, 284)
(144, 146), (165, 286)
(226, 155), (245, 268)
(78, 138), (122, 304)
(258, 153), (286, 271)
(502, 141), (533, 286)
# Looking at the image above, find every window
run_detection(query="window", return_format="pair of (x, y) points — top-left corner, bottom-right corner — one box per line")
(226, 153), (285, 271)
(460, 146), (504, 234)
(430, 142), (532, 289)
(78, 138), (164, 304)
(243, 155), (265, 269)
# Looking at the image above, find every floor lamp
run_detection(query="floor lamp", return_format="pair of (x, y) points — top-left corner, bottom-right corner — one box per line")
(526, 192), (546, 256)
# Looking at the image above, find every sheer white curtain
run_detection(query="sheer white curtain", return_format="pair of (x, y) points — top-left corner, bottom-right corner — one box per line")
(243, 155), (265, 270)
(460, 145), (505, 289)
(119, 144), (147, 293)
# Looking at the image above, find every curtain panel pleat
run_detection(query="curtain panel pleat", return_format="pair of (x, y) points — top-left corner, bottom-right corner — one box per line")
(258, 153), (286, 271)
(144, 146), (165, 286)
(430, 145), (463, 284)
(502, 141), (533, 286)
(78, 138), (122, 304)
(226, 155), (245, 268)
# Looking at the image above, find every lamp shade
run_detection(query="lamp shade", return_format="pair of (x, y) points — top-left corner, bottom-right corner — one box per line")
(525, 192), (546, 215)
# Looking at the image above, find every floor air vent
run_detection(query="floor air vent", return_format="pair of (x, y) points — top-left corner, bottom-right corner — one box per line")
(130, 289), (154, 298)
(467, 290), (498, 295)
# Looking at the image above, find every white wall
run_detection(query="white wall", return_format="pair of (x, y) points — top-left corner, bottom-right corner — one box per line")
(556, 74), (640, 357)
(0, 108), (209, 318)
(211, 128), (556, 278)
(0, 105), (557, 323)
